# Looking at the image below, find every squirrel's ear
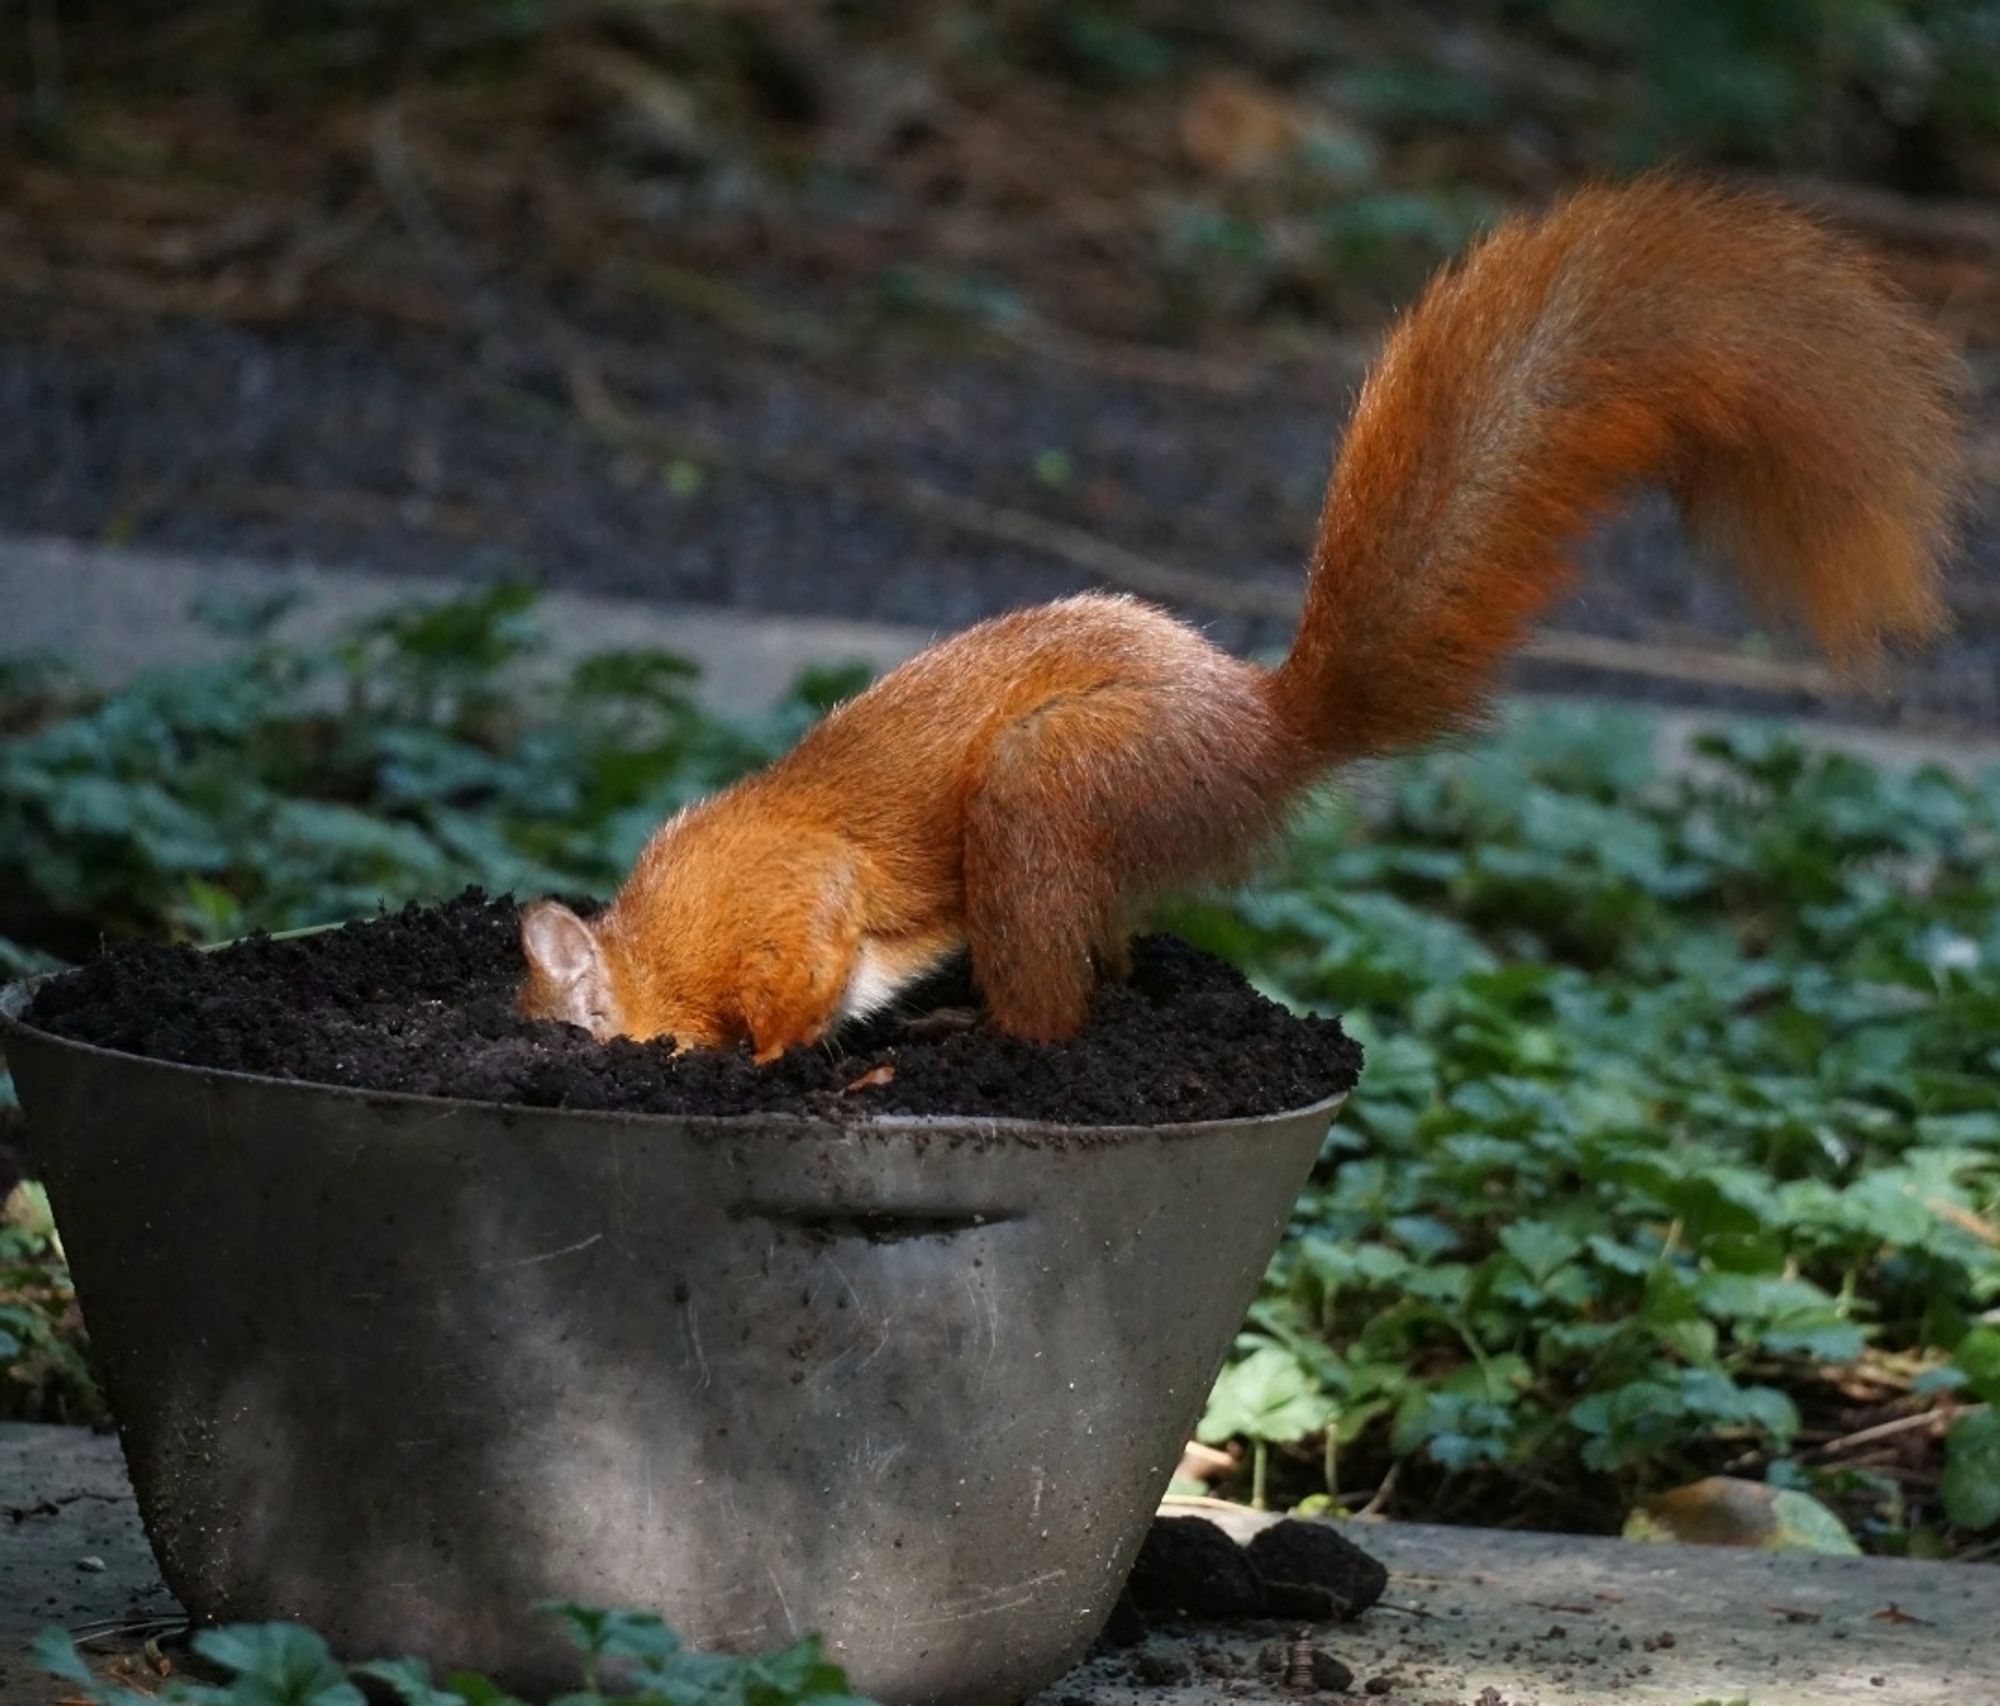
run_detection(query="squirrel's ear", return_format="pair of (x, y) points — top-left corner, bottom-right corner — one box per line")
(520, 900), (604, 987)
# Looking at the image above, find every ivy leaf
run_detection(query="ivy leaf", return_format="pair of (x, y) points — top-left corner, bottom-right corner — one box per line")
(1941, 1411), (2000, 1531)
(33, 1628), (95, 1685)
(1197, 1346), (1334, 1446)
(189, 1626), (363, 1706)
(1498, 1220), (1584, 1285)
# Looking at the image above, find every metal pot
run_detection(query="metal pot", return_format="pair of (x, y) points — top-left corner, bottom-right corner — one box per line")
(1, 978), (1341, 1705)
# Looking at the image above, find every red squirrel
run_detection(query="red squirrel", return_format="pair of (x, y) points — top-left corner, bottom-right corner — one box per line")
(518, 178), (1962, 1061)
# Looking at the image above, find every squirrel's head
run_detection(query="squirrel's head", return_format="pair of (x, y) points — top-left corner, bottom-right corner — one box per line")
(516, 791), (867, 1059)
(516, 901), (629, 1043)
(515, 896), (735, 1052)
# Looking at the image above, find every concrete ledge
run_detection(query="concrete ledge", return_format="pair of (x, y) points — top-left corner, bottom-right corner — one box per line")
(6, 533), (2000, 778)
(0, 533), (930, 722)
(0, 1426), (175, 1706)
(1034, 1497), (1997, 1705)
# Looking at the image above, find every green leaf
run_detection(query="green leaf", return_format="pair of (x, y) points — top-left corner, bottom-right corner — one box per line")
(1954, 1327), (2000, 1404)
(33, 1627), (96, 1685)
(353, 1660), (468, 1706)
(190, 1625), (363, 1706)
(442, 1672), (526, 1706)
(1498, 1220), (1584, 1285)
(1196, 1346), (1334, 1447)
(538, 1604), (680, 1668)
(1941, 1410), (2000, 1530)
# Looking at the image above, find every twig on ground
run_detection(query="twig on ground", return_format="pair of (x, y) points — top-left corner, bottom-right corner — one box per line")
(1806, 1402), (1988, 1460)
(1355, 1464), (1398, 1520)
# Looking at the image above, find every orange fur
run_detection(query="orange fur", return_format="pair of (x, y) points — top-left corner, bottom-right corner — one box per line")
(1269, 177), (1961, 759)
(518, 178), (1963, 1057)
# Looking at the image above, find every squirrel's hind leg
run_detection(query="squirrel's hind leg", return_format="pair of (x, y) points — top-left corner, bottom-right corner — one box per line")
(960, 698), (1158, 1042)
(962, 801), (1109, 1042)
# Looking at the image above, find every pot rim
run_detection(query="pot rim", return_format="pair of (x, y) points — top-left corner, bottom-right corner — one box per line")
(0, 972), (1350, 1144)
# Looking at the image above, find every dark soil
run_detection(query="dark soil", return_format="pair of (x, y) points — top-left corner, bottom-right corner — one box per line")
(1119, 1516), (1388, 1627)
(1123, 1518), (1273, 1622)
(20, 890), (1361, 1125)
(1247, 1520), (1392, 1621)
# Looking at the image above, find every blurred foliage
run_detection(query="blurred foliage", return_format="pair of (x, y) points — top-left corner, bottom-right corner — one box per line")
(38, 1603), (875, 1706)
(10, 0), (2000, 340)
(60, 0), (2000, 180)
(0, 584), (848, 962)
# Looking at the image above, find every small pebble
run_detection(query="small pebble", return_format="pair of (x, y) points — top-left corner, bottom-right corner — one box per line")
(1133, 1651), (1190, 1687)
(76, 1556), (106, 1574)
(1309, 1651), (1355, 1692)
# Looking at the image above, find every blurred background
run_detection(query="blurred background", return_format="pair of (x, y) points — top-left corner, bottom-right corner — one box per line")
(2, 1), (1999, 1569)
(2, 0), (1999, 718)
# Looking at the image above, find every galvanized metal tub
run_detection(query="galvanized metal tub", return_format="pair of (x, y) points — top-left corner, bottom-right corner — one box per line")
(1, 977), (1341, 1706)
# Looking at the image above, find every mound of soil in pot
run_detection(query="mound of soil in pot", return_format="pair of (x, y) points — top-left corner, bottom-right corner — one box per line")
(23, 890), (1360, 1124)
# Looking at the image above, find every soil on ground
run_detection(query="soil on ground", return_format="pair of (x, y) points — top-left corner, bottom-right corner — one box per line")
(19, 890), (1360, 1124)
(1120, 1515), (1388, 1629)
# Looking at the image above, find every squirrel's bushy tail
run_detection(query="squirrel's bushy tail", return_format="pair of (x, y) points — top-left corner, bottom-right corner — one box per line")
(1268, 178), (1962, 764)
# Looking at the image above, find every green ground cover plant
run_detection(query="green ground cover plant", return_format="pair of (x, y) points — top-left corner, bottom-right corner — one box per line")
(0, 587), (1994, 1554)
(37, 1605), (872, 1706)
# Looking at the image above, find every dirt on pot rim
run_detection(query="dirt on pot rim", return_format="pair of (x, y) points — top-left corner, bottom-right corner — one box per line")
(19, 890), (1361, 1126)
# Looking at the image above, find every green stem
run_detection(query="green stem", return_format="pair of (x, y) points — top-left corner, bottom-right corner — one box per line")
(1252, 1438), (1269, 1511)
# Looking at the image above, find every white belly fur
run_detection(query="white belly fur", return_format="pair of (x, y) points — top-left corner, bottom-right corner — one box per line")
(838, 937), (955, 1022)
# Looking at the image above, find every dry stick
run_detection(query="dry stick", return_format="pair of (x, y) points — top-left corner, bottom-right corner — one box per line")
(1806, 1402), (1990, 1461)
(1354, 1462), (1399, 1521)
(993, 321), (1308, 399)
(269, 196), (385, 312)
(1520, 628), (1840, 697)
(1926, 1195), (2000, 1248)
(1755, 174), (2000, 257)
(1157, 1492), (1253, 1518)
(570, 367), (1848, 698)
(608, 250), (1341, 402)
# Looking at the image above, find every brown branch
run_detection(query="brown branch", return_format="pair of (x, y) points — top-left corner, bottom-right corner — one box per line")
(1807, 1402), (1988, 1460)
